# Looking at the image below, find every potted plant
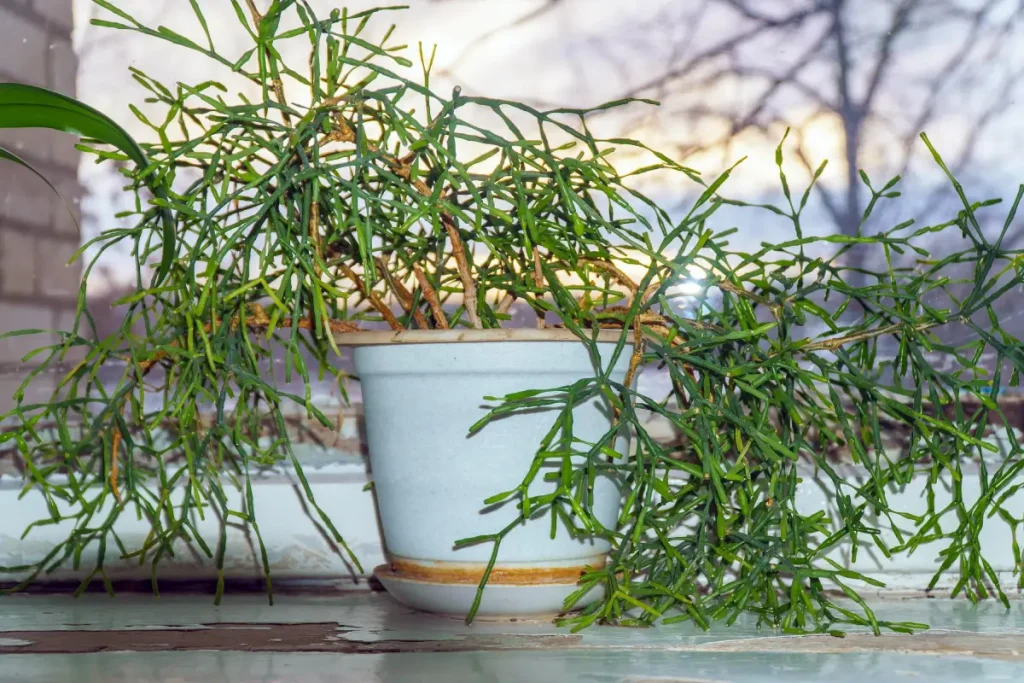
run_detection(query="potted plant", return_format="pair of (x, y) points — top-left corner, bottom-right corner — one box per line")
(2, 0), (1023, 633)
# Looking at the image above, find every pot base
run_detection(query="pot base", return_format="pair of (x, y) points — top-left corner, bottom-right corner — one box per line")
(372, 564), (605, 619)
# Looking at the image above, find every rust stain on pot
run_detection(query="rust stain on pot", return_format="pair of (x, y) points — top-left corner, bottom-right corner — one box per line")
(0, 623), (581, 654)
(387, 557), (606, 585)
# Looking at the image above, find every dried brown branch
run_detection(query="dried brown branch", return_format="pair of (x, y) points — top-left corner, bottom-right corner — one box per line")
(533, 247), (546, 329)
(280, 315), (362, 334)
(320, 102), (482, 327)
(414, 264), (449, 329)
(309, 200), (323, 279)
(623, 317), (645, 394)
(716, 279), (780, 313)
(795, 321), (937, 354)
(338, 263), (405, 331)
(389, 147), (481, 328)
(443, 220), (482, 328)
(578, 258), (639, 293)
(376, 256), (430, 330)
(496, 291), (517, 316)
(109, 427), (124, 503)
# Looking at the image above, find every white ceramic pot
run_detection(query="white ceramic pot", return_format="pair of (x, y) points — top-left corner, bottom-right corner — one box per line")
(348, 329), (633, 617)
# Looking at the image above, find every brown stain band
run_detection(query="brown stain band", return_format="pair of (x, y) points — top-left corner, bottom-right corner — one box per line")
(0, 622), (581, 654)
(385, 557), (607, 586)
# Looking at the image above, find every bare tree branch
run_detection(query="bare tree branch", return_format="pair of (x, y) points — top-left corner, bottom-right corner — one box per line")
(435, 0), (564, 79)
(431, 0), (1022, 270)
(619, 5), (826, 100)
(861, 0), (922, 113)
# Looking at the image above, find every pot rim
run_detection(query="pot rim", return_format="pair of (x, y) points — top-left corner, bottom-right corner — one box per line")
(333, 327), (635, 346)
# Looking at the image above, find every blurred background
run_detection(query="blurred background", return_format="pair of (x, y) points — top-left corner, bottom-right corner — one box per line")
(2, 0), (1024, 416)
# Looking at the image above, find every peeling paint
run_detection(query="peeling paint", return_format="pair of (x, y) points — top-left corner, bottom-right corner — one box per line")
(0, 638), (33, 647)
(2, 590), (1023, 683)
(0, 623), (581, 654)
(339, 629), (465, 643)
(695, 632), (1024, 661)
(621, 679), (730, 683)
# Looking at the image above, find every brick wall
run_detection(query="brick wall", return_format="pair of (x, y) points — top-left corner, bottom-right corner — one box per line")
(0, 0), (81, 414)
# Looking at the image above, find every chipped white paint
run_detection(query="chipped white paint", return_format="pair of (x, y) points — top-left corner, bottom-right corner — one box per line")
(0, 638), (33, 647)
(1, 594), (1023, 681)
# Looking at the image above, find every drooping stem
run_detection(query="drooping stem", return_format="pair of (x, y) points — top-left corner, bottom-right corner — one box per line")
(106, 305), (362, 502)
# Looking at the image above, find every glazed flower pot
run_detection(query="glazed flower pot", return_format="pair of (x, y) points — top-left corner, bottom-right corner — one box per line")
(348, 329), (633, 618)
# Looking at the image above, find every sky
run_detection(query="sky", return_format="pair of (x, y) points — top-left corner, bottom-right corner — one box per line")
(69, 0), (1024, 295)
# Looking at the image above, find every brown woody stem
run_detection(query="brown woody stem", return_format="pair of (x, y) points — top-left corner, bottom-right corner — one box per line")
(309, 200), (323, 278)
(414, 264), (449, 329)
(376, 256), (430, 330)
(321, 104), (482, 328)
(339, 263), (405, 331)
(443, 218), (482, 328)
(533, 247), (546, 329)
(496, 291), (516, 315)
(579, 258), (638, 293)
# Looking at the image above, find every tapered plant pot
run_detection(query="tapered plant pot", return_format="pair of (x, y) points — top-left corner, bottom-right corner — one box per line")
(345, 329), (633, 618)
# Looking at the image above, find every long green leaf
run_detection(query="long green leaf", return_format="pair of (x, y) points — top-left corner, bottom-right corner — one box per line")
(0, 144), (80, 235)
(0, 83), (174, 283)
